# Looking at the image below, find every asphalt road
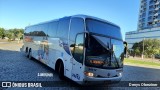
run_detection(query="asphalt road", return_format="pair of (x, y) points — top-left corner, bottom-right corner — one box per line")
(0, 42), (160, 90)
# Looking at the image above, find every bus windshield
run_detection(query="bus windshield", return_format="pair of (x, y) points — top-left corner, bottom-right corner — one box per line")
(85, 19), (124, 69)
(86, 18), (122, 40)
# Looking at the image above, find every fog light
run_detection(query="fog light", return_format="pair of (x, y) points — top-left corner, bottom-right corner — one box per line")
(119, 72), (122, 76)
(84, 72), (94, 77)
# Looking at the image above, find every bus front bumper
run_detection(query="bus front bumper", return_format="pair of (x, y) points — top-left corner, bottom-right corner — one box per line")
(82, 75), (122, 85)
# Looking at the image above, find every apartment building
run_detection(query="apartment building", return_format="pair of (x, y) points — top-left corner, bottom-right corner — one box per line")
(138, 0), (160, 30)
(126, 0), (160, 49)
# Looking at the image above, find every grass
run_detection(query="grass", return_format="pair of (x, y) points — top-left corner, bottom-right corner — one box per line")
(124, 58), (160, 67)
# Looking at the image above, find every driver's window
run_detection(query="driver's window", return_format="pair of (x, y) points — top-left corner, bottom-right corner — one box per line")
(73, 34), (84, 64)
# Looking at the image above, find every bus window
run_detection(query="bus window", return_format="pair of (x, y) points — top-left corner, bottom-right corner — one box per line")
(48, 21), (58, 37)
(86, 19), (122, 40)
(57, 17), (70, 39)
(69, 18), (84, 54)
(36, 24), (48, 36)
(31, 26), (36, 36)
(27, 27), (33, 36)
(24, 27), (30, 36)
(73, 34), (84, 64)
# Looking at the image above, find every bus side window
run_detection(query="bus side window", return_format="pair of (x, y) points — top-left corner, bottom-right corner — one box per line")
(69, 17), (84, 55)
(28, 27), (33, 36)
(39, 24), (48, 36)
(73, 34), (84, 64)
(57, 17), (70, 39)
(24, 27), (30, 36)
(35, 24), (48, 36)
(48, 21), (58, 37)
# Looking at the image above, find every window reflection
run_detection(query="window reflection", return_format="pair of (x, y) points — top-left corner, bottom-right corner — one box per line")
(73, 34), (84, 64)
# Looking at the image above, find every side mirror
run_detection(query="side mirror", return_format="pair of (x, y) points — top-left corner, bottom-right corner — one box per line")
(111, 44), (114, 52)
(123, 41), (128, 56)
(85, 33), (89, 48)
(70, 44), (75, 47)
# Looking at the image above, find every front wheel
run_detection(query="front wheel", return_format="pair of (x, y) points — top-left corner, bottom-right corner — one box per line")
(58, 62), (64, 80)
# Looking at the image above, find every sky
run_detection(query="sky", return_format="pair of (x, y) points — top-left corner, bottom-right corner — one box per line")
(0, 0), (140, 40)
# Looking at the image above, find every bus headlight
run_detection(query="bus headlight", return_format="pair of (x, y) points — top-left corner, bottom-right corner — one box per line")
(116, 69), (123, 76)
(84, 72), (94, 77)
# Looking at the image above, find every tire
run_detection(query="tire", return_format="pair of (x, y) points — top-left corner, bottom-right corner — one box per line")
(58, 62), (64, 80)
(28, 50), (32, 60)
(25, 52), (29, 57)
(25, 48), (29, 57)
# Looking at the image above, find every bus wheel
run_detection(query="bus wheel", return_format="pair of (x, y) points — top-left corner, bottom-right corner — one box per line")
(58, 62), (64, 80)
(28, 50), (32, 60)
(25, 48), (29, 57)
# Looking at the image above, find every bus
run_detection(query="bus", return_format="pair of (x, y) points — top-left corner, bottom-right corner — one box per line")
(21, 15), (127, 85)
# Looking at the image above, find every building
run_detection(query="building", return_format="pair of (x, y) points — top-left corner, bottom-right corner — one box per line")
(138, 0), (160, 30)
(125, 0), (160, 49)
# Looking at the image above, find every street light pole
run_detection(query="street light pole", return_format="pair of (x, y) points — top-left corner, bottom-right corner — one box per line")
(142, 38), (145, 59)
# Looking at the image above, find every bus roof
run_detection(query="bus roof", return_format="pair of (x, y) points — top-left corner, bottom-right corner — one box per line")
(25, 14), (120, 29)
(71, 14), (120, 28)
(25, 19), (60, 29)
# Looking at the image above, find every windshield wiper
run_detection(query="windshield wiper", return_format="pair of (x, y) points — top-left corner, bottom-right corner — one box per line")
(100, 47), (113, 67)
(112, 51), (119, 68)
(102, 48), (119, 68)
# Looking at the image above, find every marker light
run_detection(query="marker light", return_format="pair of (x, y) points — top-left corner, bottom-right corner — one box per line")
(119, 72), (122, 76)
(84, 72), (94, 77)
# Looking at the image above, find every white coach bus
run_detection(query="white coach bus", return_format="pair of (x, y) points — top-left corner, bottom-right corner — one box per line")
(21, 15), (127, 84)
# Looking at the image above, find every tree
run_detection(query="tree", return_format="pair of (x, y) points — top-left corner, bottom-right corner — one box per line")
(5, 30), (12, 40)
(132, 39), (160, 58)
(132, 42), (141, 56)
(0, 28), (24, 41)
(0, 28), (5, 39)
(7, 28), (24, 42)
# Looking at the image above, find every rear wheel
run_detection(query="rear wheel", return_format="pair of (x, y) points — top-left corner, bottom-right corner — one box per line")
(25, 48), (29, 57)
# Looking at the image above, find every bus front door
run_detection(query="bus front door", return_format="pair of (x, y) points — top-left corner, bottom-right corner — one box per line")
(71, 34), (84, 81)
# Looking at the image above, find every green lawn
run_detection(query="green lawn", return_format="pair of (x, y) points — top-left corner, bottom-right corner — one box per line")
(124, 58), (160, 67)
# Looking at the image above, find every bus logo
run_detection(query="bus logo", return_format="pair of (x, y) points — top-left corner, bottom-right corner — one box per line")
(2, 82), (11, 87)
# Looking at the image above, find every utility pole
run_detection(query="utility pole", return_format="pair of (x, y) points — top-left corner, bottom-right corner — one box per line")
(142, 38), (145, 59)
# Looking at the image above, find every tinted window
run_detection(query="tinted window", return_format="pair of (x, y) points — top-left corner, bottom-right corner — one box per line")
(86, 35), (110, 56)
(36, 24), (48, 36)
(30, 26), (38, 36)
(69, 18), (84, 54)
(111, 39), (124, 67)
(36, 25), (41, 36)
(24, 27), (30, 36)
(41, 24), (48, 36)
(73, 34), (84, 64)
(25, 27), (34, 36)
(57, 17), (70, 38)
(24, 24), (48, 36)
(48, 21), (58, 37)
(86, 19), (122, 39)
